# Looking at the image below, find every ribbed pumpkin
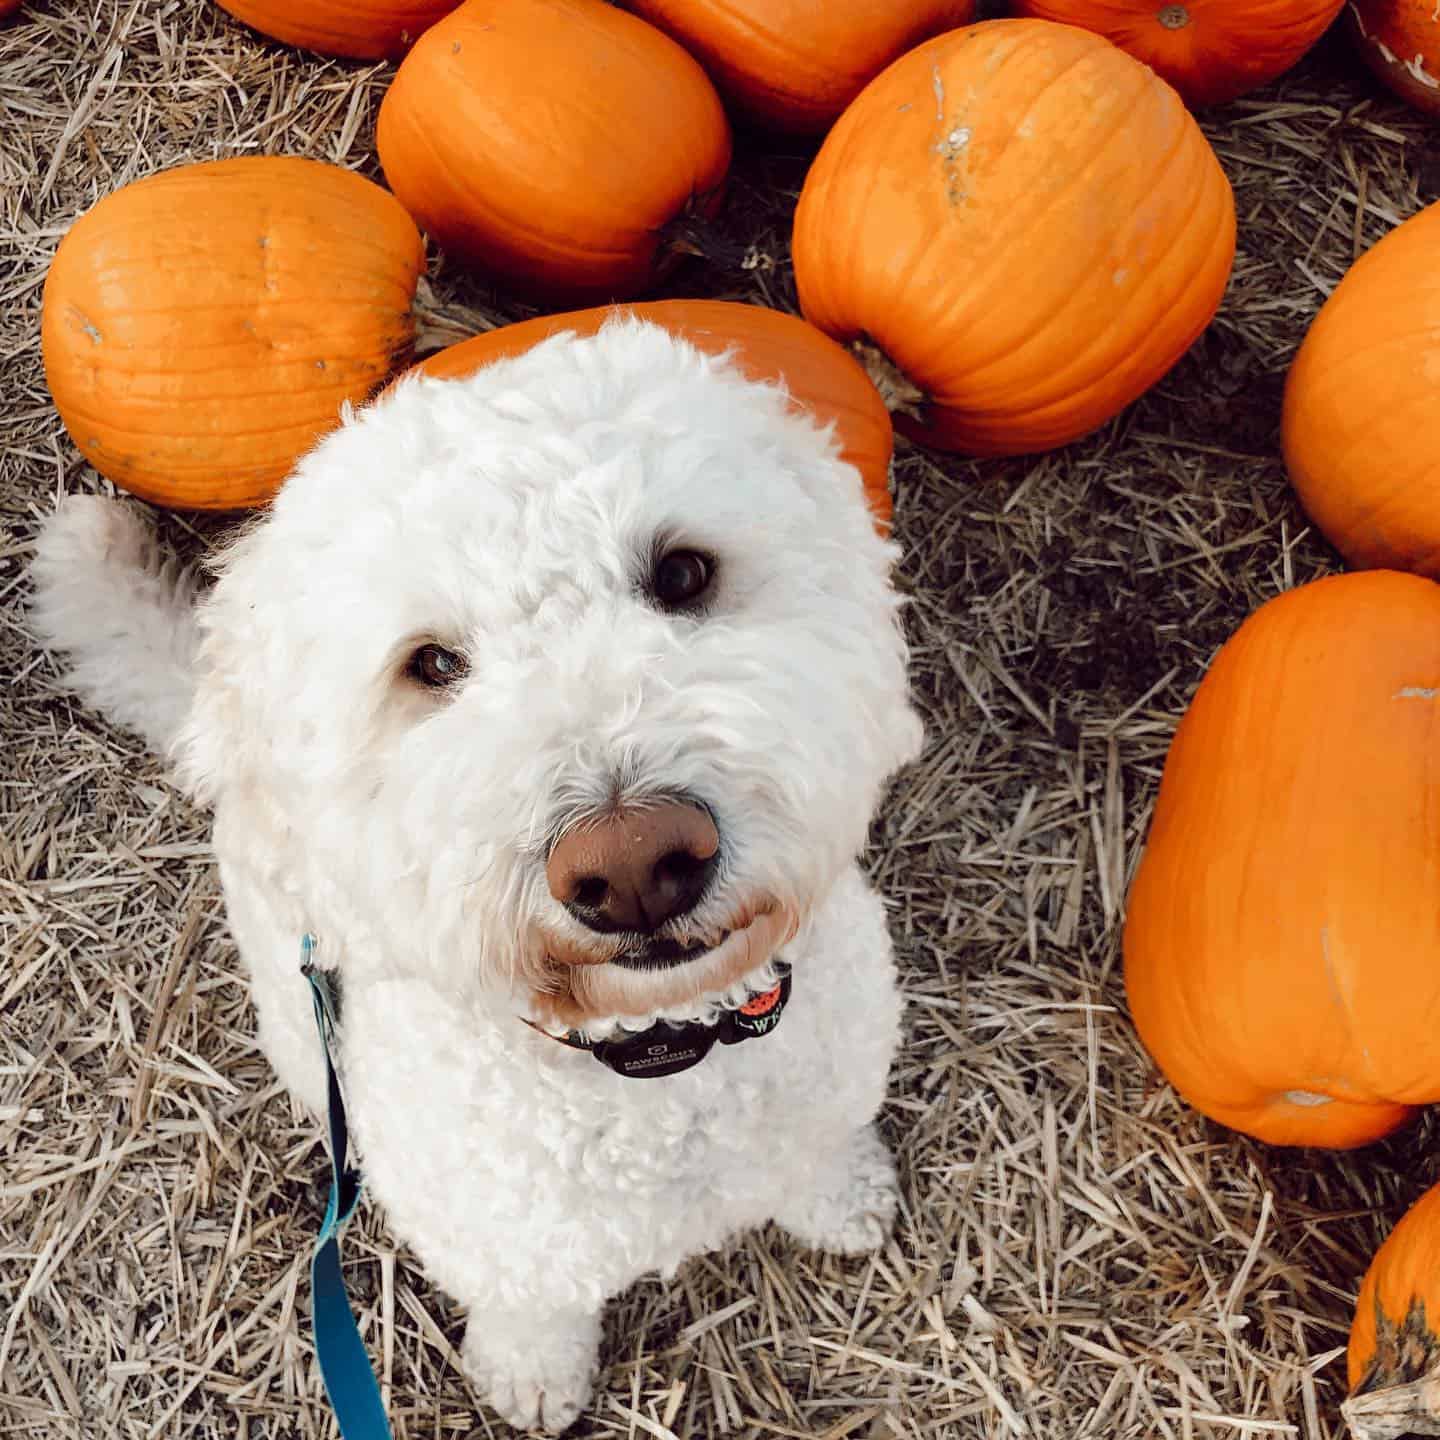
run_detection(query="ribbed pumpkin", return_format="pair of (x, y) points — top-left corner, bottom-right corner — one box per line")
(1346, 0), (1440, 115)
(214, 0), (461, 58)
(1124, 571), (1440, 1150)
(1344, 1181), (1440, 1440)
(620, 0), (976, 133)
(376, 0), (731, 303)
(42, 157), (424, 511)
(1283, 201), (1440, 577)
(791, 19), (1235, 457)
(1007, 1), (1345, 107)
(414, 302), (895, 529)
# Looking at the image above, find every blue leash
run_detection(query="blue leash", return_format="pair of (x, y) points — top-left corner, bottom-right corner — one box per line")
(301, 934), (394, 1440)
(295, 933), (791, 1437)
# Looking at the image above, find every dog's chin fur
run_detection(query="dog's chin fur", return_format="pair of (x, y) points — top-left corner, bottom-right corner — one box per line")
(28, 317), (925, 1433)
(530, 903), (799, 1032)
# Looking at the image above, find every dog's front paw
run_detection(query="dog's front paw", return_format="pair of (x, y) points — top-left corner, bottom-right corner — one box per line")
(776, 1122), (898, 1255)
(461, 1306), (600, 1434)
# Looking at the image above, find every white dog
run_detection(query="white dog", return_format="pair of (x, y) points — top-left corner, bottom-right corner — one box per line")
(30, 319), (924, 1432)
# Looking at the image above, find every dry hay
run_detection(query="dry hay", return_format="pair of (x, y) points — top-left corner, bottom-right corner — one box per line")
(2, 3), (1436, 1438)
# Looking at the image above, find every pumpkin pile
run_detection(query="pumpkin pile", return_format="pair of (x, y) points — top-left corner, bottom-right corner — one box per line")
(43, 1), (1256, 511)
(1122, 174), (1440, 1429)
(46, 0), (1420, 510)
(1120, 160), (1440, 1440)
(34, 0), (1440, 1431)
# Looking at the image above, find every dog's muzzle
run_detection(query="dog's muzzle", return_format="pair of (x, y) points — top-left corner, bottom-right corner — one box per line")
(607, 932), (726, 971)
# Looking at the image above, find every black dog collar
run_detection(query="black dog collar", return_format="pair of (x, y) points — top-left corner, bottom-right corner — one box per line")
(529, 969), (792, 1080)
(301, 941), (791, 1082)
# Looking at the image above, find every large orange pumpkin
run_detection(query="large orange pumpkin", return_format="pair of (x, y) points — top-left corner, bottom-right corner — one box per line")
(1344, 1180), (1440, 1439)
(791, 19), (1235, 458)
(376, 0), (731, 304)
(1283, 201), (1440, 578)
(1007, 1), (1345, 106)
(619, 0), (976, 133)
(1124, 571), (1440, 1150)
(213, 0), (461, 58)
(42, 157), (424, 511)
(1346, 0), (1440, 115)
(414, 301), (896, 530)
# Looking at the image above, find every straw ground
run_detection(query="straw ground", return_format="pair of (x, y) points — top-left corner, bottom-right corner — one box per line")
(2, 3), (1435, 1437)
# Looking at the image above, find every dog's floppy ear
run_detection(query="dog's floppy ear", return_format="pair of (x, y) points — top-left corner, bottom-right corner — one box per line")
(175, 519), (295, 810)
(174, 388), (424, 813)
(174, 481), (395, 818)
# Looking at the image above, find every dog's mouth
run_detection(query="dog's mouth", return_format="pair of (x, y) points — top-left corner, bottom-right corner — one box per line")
(540, 913), (757, 974)
(607, 931), (730, 971)
(532, 904), (798, 1027)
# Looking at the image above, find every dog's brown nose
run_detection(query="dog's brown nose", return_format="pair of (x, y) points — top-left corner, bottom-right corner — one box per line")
(547, 800), (719, 934)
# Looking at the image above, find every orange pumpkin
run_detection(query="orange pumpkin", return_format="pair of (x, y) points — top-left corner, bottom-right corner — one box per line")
(1, 0), (22, 19)
(213, 0), (460, 58)
(1007, 0), (1345, 106)
(620, 0), (976, 133)
(791, 19), (1235, 458)
(376, 0), (731, 303)
(414, 301), (895, 530)
(42, 157), (424, 512)
(1124, 571), (1440, 1149)
(1344, 1180), (1440, 1439)
(1283, 201), (1440, 578)
(1346, 0), (1440, 115)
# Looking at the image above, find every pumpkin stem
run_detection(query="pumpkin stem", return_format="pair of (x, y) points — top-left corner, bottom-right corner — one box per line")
(1343, 1370), (1440, 1438)
(852, 338), (929, 421)
(1157, 4), (1190, 28)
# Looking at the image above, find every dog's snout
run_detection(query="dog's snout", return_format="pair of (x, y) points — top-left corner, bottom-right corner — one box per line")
(547, 800), (719, 934)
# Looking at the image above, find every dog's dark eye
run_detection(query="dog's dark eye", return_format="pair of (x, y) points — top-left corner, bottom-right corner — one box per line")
(651, 549), (713, 610)
(408, 643), (468, 689)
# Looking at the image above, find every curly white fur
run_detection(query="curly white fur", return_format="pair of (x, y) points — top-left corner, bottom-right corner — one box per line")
(30, 319), (923, 1431)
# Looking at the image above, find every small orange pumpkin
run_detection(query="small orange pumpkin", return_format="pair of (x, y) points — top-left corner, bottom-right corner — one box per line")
(1346, 0), (1440, 115)
(791, 19), (1235, 457)
(42, 157), (424, 511)
(1007, 0), (1346, 106)
(1124, 571), (1440, 1149)
(376, 0), (731, 304)
(213, 0), (461, 58)
(620, 0), (976, 133)
(1344, 1180), (1440, 1439)
(1283, 200), (1440, 578)
(414, 301), (895, 530)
